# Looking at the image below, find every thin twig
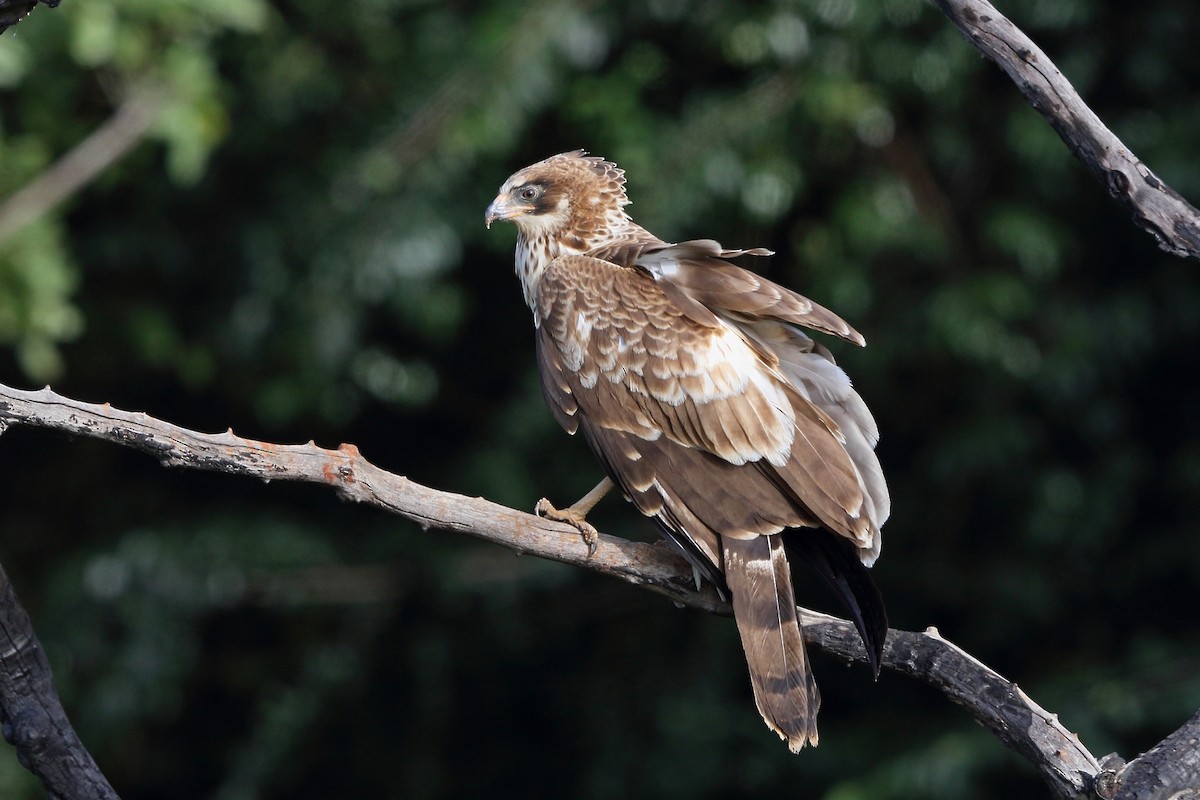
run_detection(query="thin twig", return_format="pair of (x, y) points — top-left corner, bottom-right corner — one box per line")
(0, 85), (164, 244)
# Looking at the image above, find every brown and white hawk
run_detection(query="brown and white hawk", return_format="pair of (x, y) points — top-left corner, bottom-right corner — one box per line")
(485, 151), (889, 751)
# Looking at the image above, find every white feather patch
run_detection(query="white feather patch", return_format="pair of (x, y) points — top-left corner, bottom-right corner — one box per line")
(689, 322), (796, 466)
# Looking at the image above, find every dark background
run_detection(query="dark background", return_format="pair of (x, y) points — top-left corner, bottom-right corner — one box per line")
(1, 0), (1199, 797)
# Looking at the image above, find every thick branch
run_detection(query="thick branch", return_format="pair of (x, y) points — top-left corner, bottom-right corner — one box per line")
(935, 0), (1200, 261)
(809, 615), (1099, 798)
(1097, 709), (1200, 800)
(0, 383), (1105, 796)
(0, 0), (58, 35)
(0, 562), (119, 799)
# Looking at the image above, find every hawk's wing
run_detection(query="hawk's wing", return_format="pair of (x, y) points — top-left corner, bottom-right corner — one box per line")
(635, 238), (889, 552)
(590, 236), (864, 345)
(534, 253), (877, 574)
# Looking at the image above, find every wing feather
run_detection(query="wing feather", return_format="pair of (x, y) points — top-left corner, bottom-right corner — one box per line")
(638, 239), (865, 346)
(536, 254), (872, 562)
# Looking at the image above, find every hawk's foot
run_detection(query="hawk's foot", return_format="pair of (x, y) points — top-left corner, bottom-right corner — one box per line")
(536, 498), (599, 557)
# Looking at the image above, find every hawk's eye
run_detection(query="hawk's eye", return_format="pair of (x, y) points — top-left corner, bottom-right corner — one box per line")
(517, 185), (544, 202)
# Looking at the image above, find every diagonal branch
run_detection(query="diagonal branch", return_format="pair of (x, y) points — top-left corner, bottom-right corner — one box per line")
(0, 561), (119, 799)
(926, 3), (1200, 794)
(0, 84), (164, 245)
(0, 382), (1103, 797)
(0, 0), (58, 35)
(0, 385), (721, 614)
(1098, 708), (1200, 800)
(934, 0), (1200, 261)
(807, 616), (1100, 798)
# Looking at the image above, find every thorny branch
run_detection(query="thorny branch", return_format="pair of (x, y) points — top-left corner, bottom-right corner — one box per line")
(2, 381), (1182, 800)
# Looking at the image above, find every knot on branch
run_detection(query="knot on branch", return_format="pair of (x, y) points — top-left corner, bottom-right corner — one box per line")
(5, 706), (54, 762)
(1094, 753), (1126, 799)
(1174, 219), (1200, 253)
(1106, 168), (1131, 199)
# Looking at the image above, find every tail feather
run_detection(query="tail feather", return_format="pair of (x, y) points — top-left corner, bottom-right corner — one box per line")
(722, 535), (819, 751)
(784, 532), (888, 678)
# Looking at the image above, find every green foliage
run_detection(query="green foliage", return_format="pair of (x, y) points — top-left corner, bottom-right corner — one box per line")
(3, 0), (1200, 797)
(0, 219), (81, 376)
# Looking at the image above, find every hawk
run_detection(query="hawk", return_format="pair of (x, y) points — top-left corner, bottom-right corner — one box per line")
(485, 151), (889, 751)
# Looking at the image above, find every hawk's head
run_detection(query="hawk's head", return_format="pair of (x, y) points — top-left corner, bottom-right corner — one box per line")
(485, 150), (631, 246)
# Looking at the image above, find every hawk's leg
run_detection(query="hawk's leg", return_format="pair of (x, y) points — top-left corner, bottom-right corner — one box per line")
(535, 477), (614, 557)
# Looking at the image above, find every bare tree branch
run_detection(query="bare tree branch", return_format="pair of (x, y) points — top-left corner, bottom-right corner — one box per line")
(0, 561), (119, 800)
(1098, 709), (1200, 800)
(0, 85), (164, 245)
(805, 616), (1102, 798)
(0, 0), (58, 35)
(934, 0), (1200, 262)
(928, 2), (1200, 793)
(0, 384), (723, 614)
(0, 380), (1152, 798)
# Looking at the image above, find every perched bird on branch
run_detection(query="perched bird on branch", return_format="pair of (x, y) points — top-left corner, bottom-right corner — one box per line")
(486, 151), (889, 752)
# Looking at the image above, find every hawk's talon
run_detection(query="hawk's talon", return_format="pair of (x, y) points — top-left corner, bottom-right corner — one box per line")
(536, 497), (600, 557)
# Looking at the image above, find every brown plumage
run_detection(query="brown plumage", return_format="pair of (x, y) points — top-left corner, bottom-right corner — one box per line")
(486, 150), (889, 752)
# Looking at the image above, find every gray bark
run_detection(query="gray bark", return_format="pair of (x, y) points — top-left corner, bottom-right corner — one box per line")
(935, 0), (1200, 262)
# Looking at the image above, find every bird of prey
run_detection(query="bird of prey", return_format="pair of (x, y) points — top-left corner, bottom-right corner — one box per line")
(485, 151), (889, 752)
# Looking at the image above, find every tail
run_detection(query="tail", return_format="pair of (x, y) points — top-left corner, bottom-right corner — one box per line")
(722, 535), (819, 751)
(785, 532), (888, 678)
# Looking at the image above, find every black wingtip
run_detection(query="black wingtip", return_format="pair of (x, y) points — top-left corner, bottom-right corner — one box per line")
(783, 531), (888, 678)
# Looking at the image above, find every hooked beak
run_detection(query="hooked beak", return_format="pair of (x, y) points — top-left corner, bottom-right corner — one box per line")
(484, 195), (524, 229)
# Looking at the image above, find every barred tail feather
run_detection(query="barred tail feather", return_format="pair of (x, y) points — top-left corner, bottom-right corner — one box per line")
(722, 535), (820, 751)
